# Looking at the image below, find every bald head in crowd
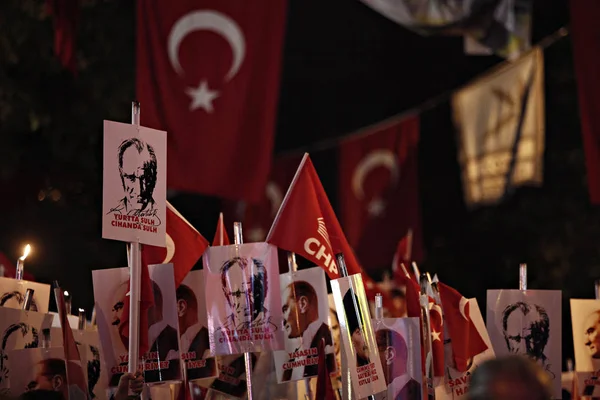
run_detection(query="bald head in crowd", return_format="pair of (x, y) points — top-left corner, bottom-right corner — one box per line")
(467, 356), (552, 400)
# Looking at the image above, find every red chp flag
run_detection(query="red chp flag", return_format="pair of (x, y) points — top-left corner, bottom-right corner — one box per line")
(212, 213), (231, 246)
(143, 201), (209, 286)
(137, 0), (287, 202)
(224, 156), (301, 242)
(339, 116), (423, 272)
(55, 288), (89, 398)
(266, 154), (362, 279)
(438, 282), (487, 372)
(571, 0), (600, 204)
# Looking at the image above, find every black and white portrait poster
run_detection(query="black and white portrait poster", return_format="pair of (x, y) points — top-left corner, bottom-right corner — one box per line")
(373, 317), (423, 400)
(0, 307), (53, 396)
(179, 270), (217, 381)
(92, 267), (129, 388)
(102, 120), (167, 247)
(145, 263), (183, 384)
(435, 299), (495, 400)
(274, 266), (336, 383)
(189, 353), (259, 399)
(569, 299), (600, 397)
(7, 346), (87, 400)
(487, 289), (561, 398)
(331, 273), (386, 399)
(50, 328), (109, 400)
(0, 277), (51, 313)
(203, 243), (284, 355)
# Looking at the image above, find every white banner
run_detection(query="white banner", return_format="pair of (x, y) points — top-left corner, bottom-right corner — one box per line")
(274, 266), (336, 383)
(203, 243), (284, 355)
(331, 273), (386, 398)
(452, 47), (544, 206)
(487, 289), (561, 398)
(102, 120), (167, 246)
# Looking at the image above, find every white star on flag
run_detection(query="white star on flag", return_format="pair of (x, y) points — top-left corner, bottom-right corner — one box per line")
(431, 330), (441, 342)
(367, 198), (386, 216)
(186, 80), (219, 112)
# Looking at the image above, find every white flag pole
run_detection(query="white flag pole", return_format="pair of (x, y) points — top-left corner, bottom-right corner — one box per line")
(286, 252), (313, 400)
(419, 273), (436, 399)
(219, 213), (225, 245)
(128, 101), (143, 375)
(233, 222), (254, 400)
(595, 279), (600, 300)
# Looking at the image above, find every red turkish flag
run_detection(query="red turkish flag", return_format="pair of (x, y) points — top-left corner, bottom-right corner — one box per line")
(315, 337), (336, 400)
(339, 116), (423, 272)
(266, 154), (362, 279)
(212, 213), (231, 246)
(225, 156), (302, 243)
(55, 287), (89, 398)
(438, 282), (488, 372)
(143, 201), (209, 287)
(428, 298), (445, 377)
(137, 0), (287, 201)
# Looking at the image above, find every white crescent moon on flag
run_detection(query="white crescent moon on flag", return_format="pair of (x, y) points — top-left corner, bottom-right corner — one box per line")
(163, 233), (175, 264)
(168, 10), (246, 81)
(429, 303), (443, 326)
(265, 182), (283, 217)
(351, 150), (399, 200)
(459, 297), (469, 321)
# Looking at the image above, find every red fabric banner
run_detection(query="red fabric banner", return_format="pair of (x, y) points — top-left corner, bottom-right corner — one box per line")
(137, 0), (287, 201)
(338, 116), (423, 272)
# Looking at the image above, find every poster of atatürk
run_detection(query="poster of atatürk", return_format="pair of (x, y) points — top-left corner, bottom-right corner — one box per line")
(8, 346), (87, 400)
(0, 277), (51, 313)
(179, 270), (217, 381)
(373, 317), (422, 400)
(203, 243), (284, 355)
(331, 273), (386, 399)
(435, 299), (495, 400)
(102, 120), (167, 247)
(50, 327), (109, 400)
(274, 266), (336, 383)
(570, 299), (600, 397)
(144, 263), (183, 383)
(487, 289), (561, 399)
(92, 267), (129, 388)
(0, 307), (53, 396)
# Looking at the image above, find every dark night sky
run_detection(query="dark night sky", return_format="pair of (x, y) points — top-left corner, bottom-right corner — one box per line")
(0, 0), (583, 364)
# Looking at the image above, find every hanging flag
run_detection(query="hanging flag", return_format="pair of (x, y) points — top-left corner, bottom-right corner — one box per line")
(143, 201), (209, 286)
(55, 287), (89, 398)
(438, 282), (488, 372)
(212, 212), (231, 246)
(428, 297), (445, 377)
(225, 156), (301, 243)
(452, 47), (544, 207)
(339, 116), (423, 271)
(45, 0), (79, 73)
(266, 154), (362, 280)
(571, 0), (600, 205)
(359, 0), (532, 59)
(136, 0), (287, 202)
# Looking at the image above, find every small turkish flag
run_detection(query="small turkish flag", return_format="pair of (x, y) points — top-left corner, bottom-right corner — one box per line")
(438, 282), (488, 372)
(315, 338), (336, 400)
(212, 212), (231, 246)
(266, 153), (362, 279)
(55, 287), (89, 398)
(428, 297), (445, 377)
(143, 201), (209, 287)
(339, 116), (424, 272)
(137, 0), (287, 201)
(393, 268), (421, 318)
